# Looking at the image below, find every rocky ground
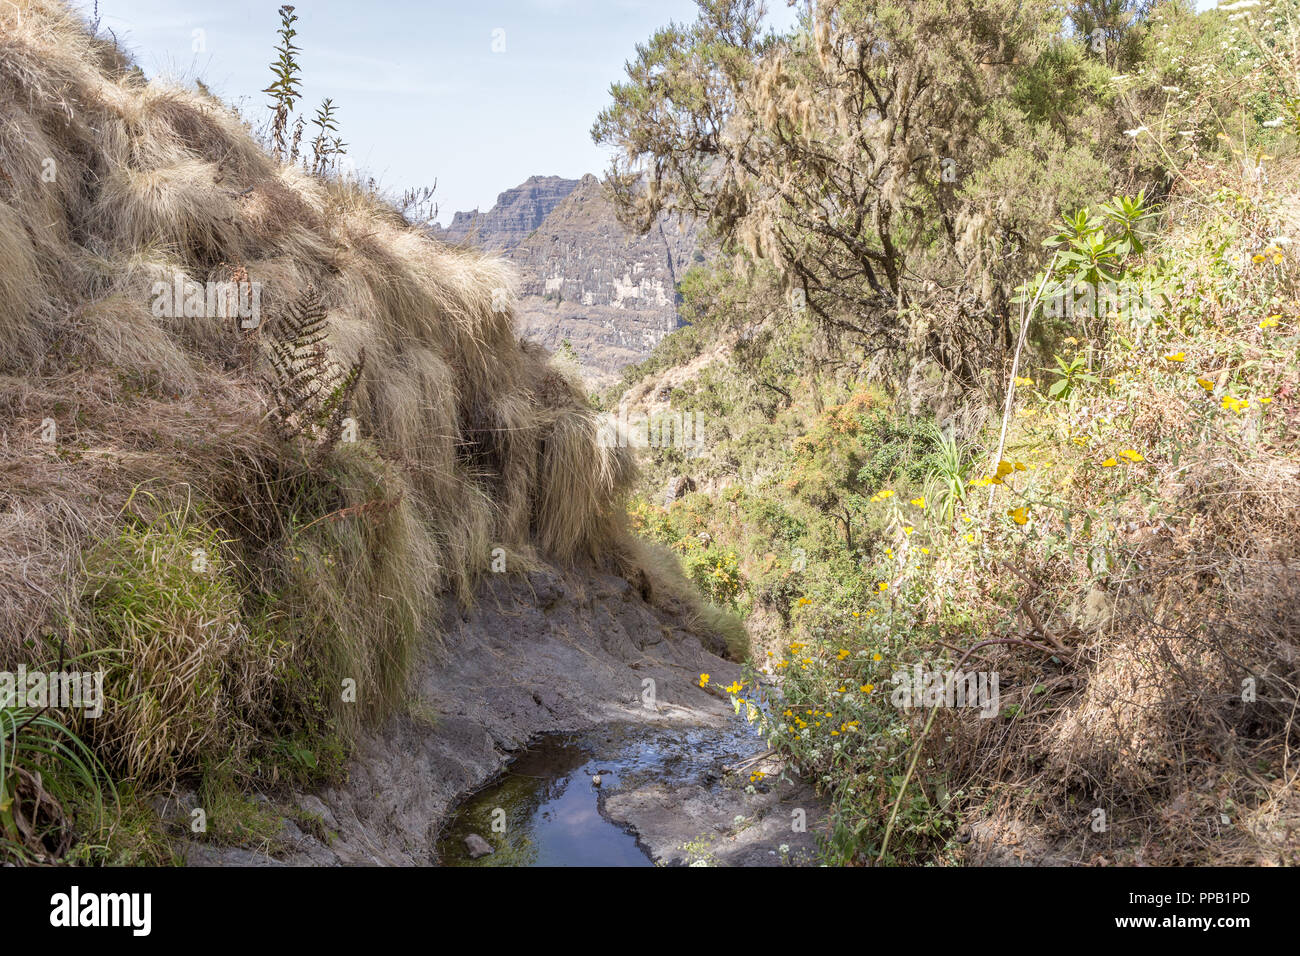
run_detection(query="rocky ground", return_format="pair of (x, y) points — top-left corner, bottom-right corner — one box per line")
(170, 563), (824, 866)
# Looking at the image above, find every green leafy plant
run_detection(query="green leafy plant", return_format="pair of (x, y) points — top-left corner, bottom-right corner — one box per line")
(1045, 351), (1099, 401)
(921, 423), (974, 524)
(1, 661), (115, 863)
(264, 4), (303, 162)
(309, 97), (347, 176)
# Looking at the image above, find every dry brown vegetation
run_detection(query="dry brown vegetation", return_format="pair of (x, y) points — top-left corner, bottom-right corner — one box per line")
(0, 0), (718, 801)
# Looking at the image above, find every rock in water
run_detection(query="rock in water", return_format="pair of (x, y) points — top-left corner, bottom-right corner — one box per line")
(592, 775), (602, 787)
(464, 834), (494, 859)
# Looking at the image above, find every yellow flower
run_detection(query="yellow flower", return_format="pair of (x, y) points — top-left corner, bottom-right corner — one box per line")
(861, 684), (875, 694)
(698, 673), (710, 687)
(851, 610), (860, 618)
(910, 497), (926, 508)
(878, 581), (889, 592)
(903, 526), (914, 535)
(1164, 352), (1186, 362)
(724, 680), (743, 695)
(1260, 315), (1280, 329)
(920, 547), (930, 555)
(1118, 449), (1145, 463)
(1197, 377), (1215, 392)
(1221, 395), (1250, 413)
(1014, 376), (1034, 387)
(872, 652), (883, 662)
(837, 649), (850, 660)
(965, 533), (976, 543)
(1259, 396), (1273, 405)
(1007, 507), (1029, 525)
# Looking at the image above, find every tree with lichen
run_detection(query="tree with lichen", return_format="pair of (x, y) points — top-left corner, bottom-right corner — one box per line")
(594, 0), (1125, 393)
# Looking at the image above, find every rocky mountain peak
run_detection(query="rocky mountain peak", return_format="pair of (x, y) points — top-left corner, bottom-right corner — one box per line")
(432, 175), (580, 252)
(435, 173), (702, 386)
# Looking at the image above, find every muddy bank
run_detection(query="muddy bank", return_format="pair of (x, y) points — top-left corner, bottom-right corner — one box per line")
(176, 563), (824, 866)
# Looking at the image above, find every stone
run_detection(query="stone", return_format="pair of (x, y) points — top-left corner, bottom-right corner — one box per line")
(434, 173), (702, 387)
(294, 792), (340, 833)
(464, 833), (494, 859)
(430, 176), (579, 252)
(664, 475), (696, 506)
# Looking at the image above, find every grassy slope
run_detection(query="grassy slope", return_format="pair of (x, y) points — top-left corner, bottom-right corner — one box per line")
(615, 152), (1300, 864)
(0, 0), (740, 863)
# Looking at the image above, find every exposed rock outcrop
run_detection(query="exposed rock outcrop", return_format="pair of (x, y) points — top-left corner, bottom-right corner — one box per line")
(431, 175), (579, 251)
(436, 174), (704, 387)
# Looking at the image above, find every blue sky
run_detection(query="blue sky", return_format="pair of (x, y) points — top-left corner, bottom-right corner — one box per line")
(80, 0), (799, 224)
(79, 1), (1219, 224)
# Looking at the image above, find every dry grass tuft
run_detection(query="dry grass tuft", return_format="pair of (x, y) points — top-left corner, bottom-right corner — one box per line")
(0, 0), (652, 797)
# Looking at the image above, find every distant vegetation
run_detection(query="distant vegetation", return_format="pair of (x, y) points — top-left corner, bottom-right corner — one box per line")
(607, 0), (1300, 864)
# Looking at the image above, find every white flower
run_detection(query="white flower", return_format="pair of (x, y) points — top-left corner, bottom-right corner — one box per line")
(779, 844), (790, 854)
(1263, 117), (1285, 129)
(1124, 126), (1149, 139)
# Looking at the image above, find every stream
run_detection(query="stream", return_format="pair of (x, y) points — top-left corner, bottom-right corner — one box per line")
(437, 718), (769, 866)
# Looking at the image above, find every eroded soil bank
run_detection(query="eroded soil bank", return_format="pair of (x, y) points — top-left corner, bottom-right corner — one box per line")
(172, 564), (825, 866)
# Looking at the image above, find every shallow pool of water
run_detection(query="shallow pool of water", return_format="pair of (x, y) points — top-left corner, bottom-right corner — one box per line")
(436, 733), (651, 866)
(437, 720), (765, 867)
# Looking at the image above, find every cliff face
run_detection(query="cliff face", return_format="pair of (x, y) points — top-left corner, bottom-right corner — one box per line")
(436, 174), (702, 387)
(432, 175), (579, 251)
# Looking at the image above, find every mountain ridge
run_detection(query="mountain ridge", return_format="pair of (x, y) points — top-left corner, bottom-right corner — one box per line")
(435, 173), (702, 386)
